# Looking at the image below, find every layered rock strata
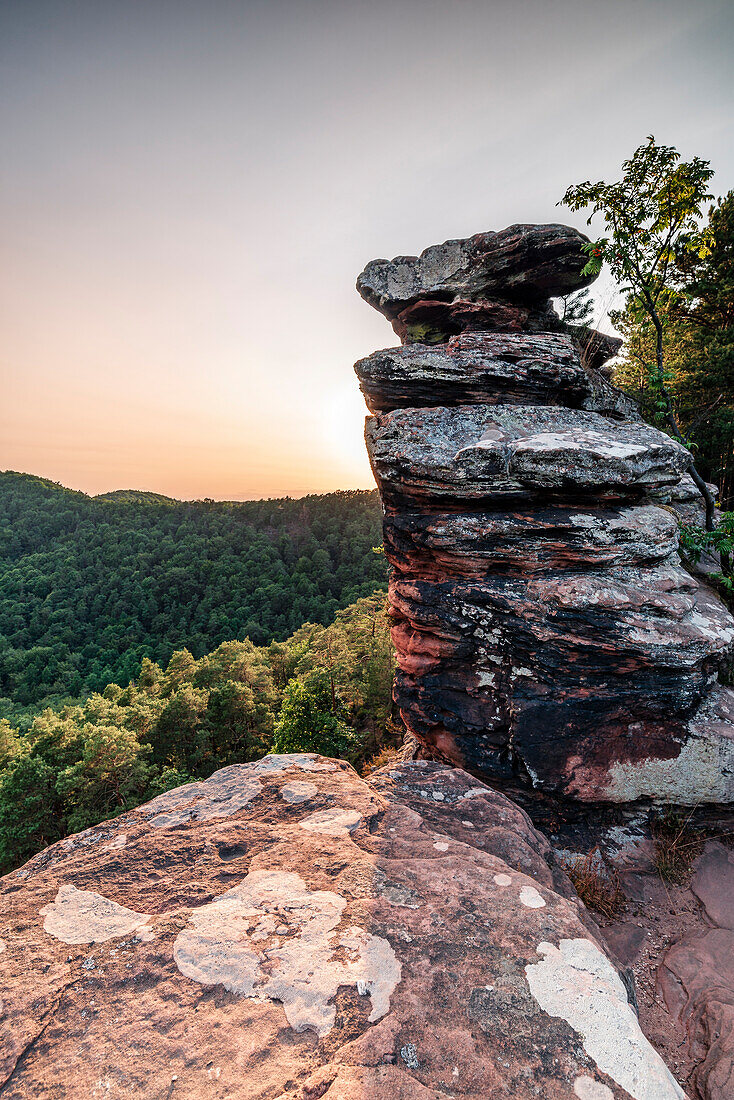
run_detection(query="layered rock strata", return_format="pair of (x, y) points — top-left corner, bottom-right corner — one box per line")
(356, 224), (734, 803)
(0, 756), (687, 1099)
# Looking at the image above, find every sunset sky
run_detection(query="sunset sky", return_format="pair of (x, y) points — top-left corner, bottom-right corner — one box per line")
(2, 0), (733, 500)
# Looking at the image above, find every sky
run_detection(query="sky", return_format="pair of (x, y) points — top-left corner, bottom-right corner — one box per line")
(1, 0), (733, 500)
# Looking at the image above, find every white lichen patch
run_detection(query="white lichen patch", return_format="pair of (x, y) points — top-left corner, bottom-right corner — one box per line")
(141, 768), (263, 829)
(493, 873), (512, 887)
(173, 869), (401, 1036)
(250, 753), (337, 774)
(519, 885), (546, 909)
(40, 884), (152, 945)
(299, 808), (362, 837)
(280, 781), (318, 804)
(574, 1077), (614, 1100)
(525, 938), (686, 1100)
(102, 834), (127, 851)
(607, 705), (734, 805)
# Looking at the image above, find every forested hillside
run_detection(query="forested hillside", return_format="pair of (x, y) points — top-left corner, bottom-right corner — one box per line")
(0, 472), (387, 716)
(0, 593), (398, 872)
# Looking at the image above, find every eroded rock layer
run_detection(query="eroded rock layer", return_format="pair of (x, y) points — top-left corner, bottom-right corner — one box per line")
(356, 224), (734, 803)
(0, 756), (686, 1099)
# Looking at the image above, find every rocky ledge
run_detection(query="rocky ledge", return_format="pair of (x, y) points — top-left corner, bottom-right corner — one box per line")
(356, 224), (596, 319)
(0, 757), (687, 1099)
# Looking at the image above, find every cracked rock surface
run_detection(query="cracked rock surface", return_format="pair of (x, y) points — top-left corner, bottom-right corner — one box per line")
(0, 756), (686, 1098)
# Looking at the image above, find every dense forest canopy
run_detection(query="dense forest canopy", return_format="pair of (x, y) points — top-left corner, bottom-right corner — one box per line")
(0, 472), (387, 718)
(0, 592), (398, 873)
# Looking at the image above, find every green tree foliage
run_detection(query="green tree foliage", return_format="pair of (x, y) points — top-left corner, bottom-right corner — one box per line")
(273, 669), (355, 758)
(561, 136), (717, 526)
(557, 288), (595, 328)
(674, 191), (734, 509)
(612, 192), (734, 510)
(0, 474), (387, 717)
(0, 592), (397, 873)
(55, 724), (153, 834)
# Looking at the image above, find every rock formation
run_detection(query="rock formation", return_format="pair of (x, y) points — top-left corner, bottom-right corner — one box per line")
(356, 224), (734, 804)
(0, 755), (687, 1099)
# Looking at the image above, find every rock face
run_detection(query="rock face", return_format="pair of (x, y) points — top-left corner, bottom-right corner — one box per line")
(0, 756), (687, 1098)
(356, 224), (734, 803)
(659, 840), (734, 1100)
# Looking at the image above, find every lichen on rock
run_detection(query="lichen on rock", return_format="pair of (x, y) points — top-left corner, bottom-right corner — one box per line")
(173, 868), (400, 1036)
(1, 755), (687, 1097)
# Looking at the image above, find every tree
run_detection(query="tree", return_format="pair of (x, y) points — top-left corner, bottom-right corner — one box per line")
(272, 669), (355, 758)
(0, 752), (64, 871)
(150, 683), (209, 771)
(55, 724), (152, 833)
(205, 679), (272, 763)
(674, 191), (734, 509)
(0, 591), (393, 872)
(557, 288), (595, 328)
(560, 136), (716, 526)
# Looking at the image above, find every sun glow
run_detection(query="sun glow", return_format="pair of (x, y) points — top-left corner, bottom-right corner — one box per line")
(320, 383), (375, 489)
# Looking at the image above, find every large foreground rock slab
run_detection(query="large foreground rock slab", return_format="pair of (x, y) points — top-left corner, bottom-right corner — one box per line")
(0, 756), (686, 1099)
(356, 224), (595, 318)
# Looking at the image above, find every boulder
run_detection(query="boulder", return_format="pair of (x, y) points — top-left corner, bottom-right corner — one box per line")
(574, 328), (623, 374)
(381, 504), (680, 578)
(356, 224), (596, 319)
(388, 568), (734, 800)
(356, 333), (638, 421)
(0, 755), (686, 1099)
(356, 333), (595, 413)
(691, 840), (734, 929)
(656, 838), (734, 1100)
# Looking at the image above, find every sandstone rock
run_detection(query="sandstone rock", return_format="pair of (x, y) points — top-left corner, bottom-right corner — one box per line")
(0, 756), (686, 1099)
(691, 841), (734, 929)
(387, 566), (734, 801)
(356, 332), (639, 423)
(389, 295), (560, 343)
(355, 224), (734, 804)
(659, 928), (734, 1100)
(575, 328), (623, 374)
(600, 922), (647, 967)
(366, 404), (691, 510)
(651, 473), (720, 530)
(357, 224), (596, 319)
(357, 333), (592, 413)
(382, 504), (680, 578)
